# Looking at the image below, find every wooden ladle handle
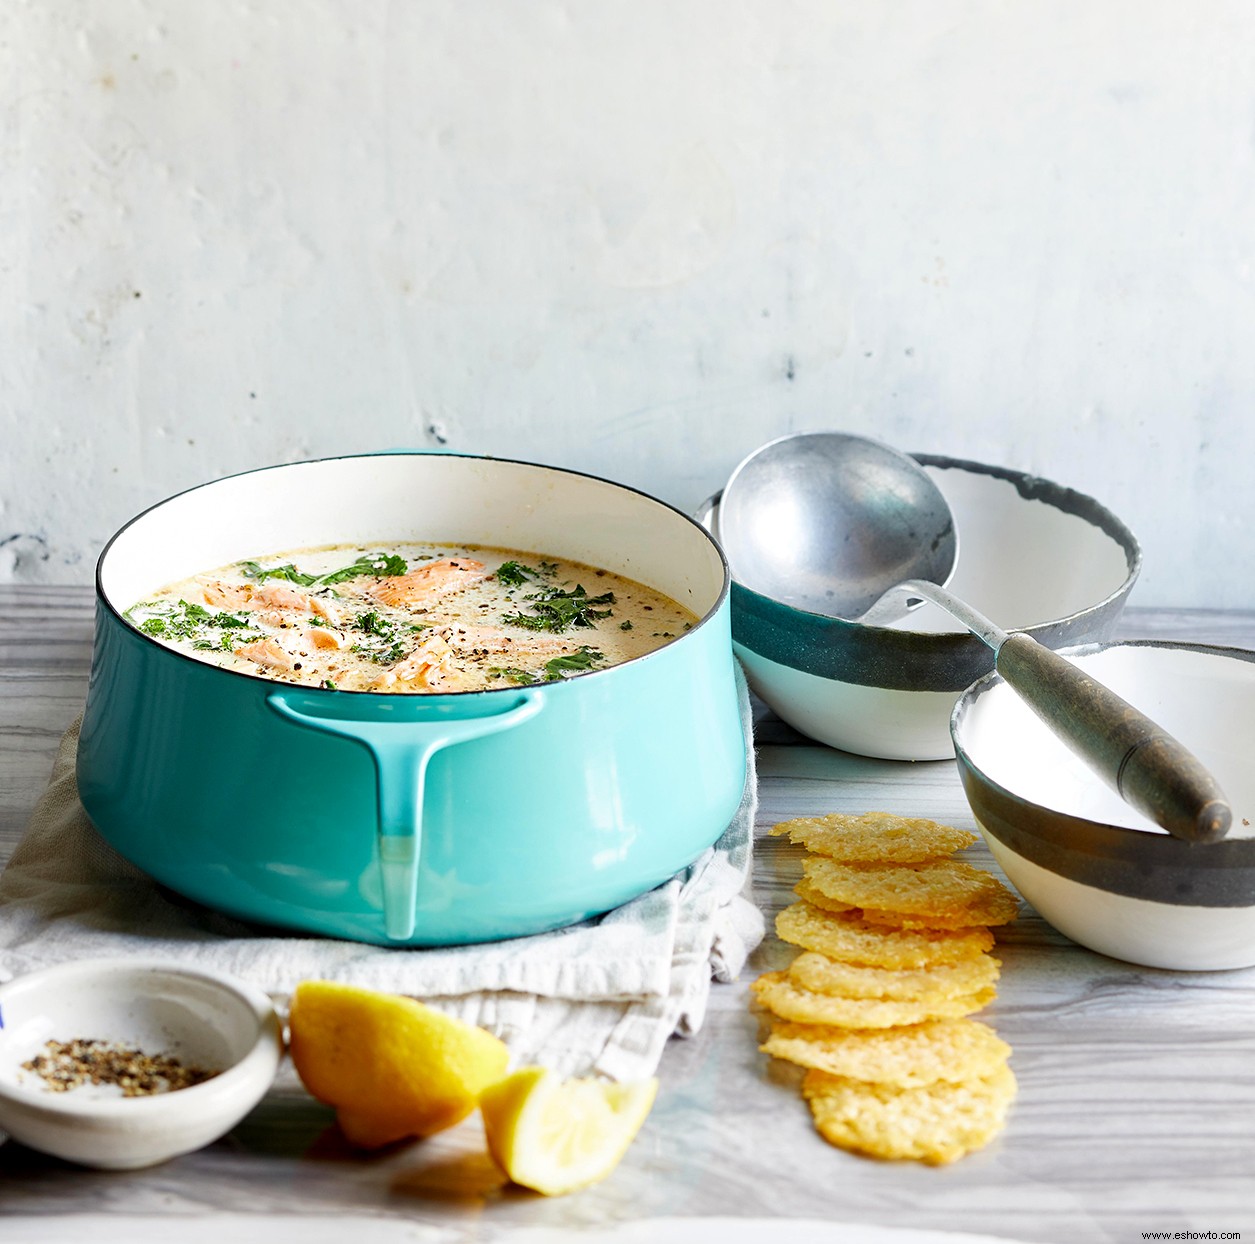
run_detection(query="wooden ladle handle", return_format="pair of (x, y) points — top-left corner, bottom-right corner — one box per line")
(994, 634), (1232, 844)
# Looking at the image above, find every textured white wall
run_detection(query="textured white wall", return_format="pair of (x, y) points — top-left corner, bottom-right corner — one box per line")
(3, 1), (1253, 606)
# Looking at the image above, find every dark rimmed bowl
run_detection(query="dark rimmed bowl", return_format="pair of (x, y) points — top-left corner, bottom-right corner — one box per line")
(953, 640), (1255, 970)
(699, 454), (1141, 759)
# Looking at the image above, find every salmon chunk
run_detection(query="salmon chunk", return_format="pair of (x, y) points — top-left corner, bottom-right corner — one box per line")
(371, 633), (455, 690)
(253, 583), (342, 625)
(440, 623), (574, 657)
(367, 558), (488, 610)
(306, 626), (348, 651)
(201, 579), (340, 626)
(307, 595), (339, 623)
(198, 580), (255, 610)
(253, 583), (312, 612)
(235, 637), (298, 672)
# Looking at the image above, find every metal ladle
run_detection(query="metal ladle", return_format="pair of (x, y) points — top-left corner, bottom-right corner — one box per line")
(720, 431), (1231, 843)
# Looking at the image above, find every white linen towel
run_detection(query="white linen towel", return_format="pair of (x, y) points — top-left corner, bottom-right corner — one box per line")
(0, 669), (762, 1080)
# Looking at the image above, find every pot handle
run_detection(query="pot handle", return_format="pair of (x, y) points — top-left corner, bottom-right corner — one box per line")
(266, 689), (544, 940)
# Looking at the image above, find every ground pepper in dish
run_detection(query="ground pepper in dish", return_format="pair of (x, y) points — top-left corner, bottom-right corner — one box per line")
(21, 1038), (219, 1096)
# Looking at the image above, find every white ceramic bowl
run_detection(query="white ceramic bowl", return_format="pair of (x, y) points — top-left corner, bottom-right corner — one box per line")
(700, 453), (1140, 759)
(0, 960), (283, 1168)
(953, 641), (1255, 970)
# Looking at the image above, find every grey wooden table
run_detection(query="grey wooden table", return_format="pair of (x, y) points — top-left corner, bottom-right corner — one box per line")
(1, 585), (1252, 1244)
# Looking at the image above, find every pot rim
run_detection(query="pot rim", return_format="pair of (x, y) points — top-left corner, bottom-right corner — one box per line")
(95, 450), (731, 699)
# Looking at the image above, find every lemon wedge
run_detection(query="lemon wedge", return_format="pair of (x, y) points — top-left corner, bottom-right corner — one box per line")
(479, 1066), (658, 1195)
(288, 980), (509, 1148)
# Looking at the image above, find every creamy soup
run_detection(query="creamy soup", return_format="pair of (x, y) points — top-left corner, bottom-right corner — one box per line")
(124, 543), (698, 693)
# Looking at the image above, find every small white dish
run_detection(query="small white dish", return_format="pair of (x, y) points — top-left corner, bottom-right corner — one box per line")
(0, 959), (283, 1168)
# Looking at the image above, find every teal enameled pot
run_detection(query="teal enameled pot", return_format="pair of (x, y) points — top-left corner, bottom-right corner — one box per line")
(77, 454), (746, 946)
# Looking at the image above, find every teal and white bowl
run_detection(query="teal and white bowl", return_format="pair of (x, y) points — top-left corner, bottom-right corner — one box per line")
(699, 454), (1140, 760)
(953, 641), (1255, 970)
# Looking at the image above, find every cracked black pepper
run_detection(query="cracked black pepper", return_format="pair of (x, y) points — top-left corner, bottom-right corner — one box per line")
(21, 1038), (219, 1096)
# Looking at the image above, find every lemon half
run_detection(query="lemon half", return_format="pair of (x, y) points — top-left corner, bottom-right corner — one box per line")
(288, 980), (510, 1148)
(480, 1066), (658, 1195)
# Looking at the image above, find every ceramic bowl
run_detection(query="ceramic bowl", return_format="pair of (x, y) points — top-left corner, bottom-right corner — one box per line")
(0, 960), (283, 1168)
(699, 453), (1140, 759)
(952, 641), (1255, 970)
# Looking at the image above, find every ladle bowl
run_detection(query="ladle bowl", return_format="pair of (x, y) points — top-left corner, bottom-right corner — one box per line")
(720, 432), (957, 619)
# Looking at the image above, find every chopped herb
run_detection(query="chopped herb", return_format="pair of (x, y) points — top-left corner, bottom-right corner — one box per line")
(322, 679), (338, 690)
(349, 610), (409, 664)
(542, 647), (605, 679)
(619, 619), (633, 631)
(494, 561), (535, 587)
(238, 560), (318, 586)
(489, 666), (536, 685)
(241, 551), (410, 588)
(133, 600), (250, 643)
(494, 560), (560, 587)
(194, 630), (261, 652)
(353, 610), (392, 636)
(204, 611), (250, 629)
(351, 639), (408, 665)
(489, 647), (606, 685)
(319, 552), (408, 585)
(502, 585), (616, 633)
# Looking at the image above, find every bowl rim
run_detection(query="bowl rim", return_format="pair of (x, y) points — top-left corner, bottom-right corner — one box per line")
(951, 639), (1255, 907)
(702, 452), (1143, 692)
(97, 450), (732, 699)
(0, 959), (283, 1120)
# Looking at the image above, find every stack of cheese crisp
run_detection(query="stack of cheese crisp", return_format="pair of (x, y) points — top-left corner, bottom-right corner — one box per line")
(751, 811), (1019, 1165)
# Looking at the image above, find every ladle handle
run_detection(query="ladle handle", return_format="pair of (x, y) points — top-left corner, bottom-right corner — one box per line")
(994, 633), (1231, 844)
